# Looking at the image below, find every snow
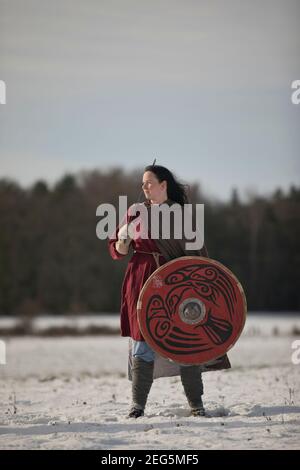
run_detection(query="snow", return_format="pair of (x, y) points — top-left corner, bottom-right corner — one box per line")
(0, 312), (299, 336)
(0, 315), (299, 450)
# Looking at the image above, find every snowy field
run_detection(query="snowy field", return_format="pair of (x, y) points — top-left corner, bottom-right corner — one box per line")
(0, 314), (300, 450)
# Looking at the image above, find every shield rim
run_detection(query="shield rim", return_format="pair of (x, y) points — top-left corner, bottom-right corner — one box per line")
(137, 255), (247, 365)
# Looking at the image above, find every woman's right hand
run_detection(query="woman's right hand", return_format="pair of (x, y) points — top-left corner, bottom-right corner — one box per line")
(115, 223), (134, 255)
(117, 223), (135, 241)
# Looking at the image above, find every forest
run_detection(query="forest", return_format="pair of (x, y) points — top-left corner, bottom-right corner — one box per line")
(0, 167), (299, 316)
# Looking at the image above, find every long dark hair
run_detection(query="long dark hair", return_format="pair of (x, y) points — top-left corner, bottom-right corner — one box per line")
(143, 164), (189, 206)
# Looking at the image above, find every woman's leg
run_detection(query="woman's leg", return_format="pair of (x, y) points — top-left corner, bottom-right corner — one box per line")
(180, 365), (205, 416)
(132, 340), (155, 363)
(129, 341), (155, 417)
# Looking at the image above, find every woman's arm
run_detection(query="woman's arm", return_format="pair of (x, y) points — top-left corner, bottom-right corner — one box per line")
(108, 224), (132, 259)
(107, 207), (137, 259)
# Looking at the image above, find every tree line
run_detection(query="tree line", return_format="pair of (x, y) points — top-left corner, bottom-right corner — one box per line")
(0, 168), (299, 316)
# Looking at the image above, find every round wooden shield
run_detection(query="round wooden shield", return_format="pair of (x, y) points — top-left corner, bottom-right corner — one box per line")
(137, 256), (247, 365)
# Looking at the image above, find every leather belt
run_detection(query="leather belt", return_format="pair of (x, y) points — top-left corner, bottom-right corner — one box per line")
(133, 250), (163, 269)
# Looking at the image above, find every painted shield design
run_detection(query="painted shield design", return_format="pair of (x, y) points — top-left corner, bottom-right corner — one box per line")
(137, 256), (247, 365)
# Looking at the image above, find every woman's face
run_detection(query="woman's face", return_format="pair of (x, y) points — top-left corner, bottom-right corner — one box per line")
(142, 171), (167, 203)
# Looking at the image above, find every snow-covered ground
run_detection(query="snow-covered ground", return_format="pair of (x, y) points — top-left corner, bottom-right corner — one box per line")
(0, 315), (299, 450)
(0, 312), (299, 336)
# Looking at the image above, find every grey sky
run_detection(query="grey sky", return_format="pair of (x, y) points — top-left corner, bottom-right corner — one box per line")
(0, 0), (299, 201)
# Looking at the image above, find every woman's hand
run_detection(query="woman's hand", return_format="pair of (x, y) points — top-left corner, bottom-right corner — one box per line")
(115, 223), (134, 255)
(117, 223), (135, 240)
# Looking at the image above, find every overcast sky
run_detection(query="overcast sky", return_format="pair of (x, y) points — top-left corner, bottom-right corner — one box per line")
(0, 0), (299, 201)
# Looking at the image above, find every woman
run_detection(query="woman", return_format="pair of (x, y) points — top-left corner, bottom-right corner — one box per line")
(108, 164), (230, 418)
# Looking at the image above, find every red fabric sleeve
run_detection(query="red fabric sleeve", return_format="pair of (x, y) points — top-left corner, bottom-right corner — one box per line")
(107, 216), (127, 260)
(108, 238), (125, 260)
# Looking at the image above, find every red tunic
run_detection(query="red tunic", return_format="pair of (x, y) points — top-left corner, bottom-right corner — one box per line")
(108, 210), (167, 341)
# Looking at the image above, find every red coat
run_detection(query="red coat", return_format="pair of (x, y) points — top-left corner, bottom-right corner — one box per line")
(108, 202), (231, 374)
(108, 226), (167, 341)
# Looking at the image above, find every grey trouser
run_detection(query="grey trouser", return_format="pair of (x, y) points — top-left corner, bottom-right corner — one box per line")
(131, 354), (204, 411)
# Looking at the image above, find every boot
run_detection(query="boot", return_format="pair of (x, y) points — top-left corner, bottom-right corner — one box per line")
(180, 365), (205, 416)
(190, 398), (205, 417)
(128, 407), (144, 418)
(128, 357), (154, 418)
